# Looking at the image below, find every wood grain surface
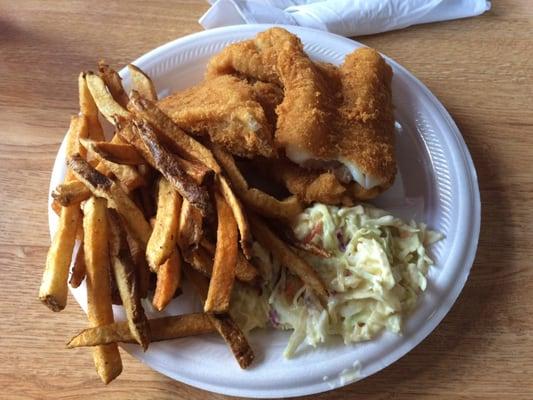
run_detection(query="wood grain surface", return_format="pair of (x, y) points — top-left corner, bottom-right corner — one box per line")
(1, 1), (532, 399)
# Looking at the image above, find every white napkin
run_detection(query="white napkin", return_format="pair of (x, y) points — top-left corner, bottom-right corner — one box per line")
(200, 0), (491, 37)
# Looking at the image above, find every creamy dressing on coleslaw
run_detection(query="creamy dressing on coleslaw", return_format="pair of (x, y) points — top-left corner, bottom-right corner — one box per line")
(229, 203), (442, 358)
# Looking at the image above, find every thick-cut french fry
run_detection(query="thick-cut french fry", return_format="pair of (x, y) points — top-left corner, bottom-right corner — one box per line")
(85, 72), (130, 124)
(67, 313), (214, 348)
(204, 192), (238, 314)
(81, 138), (145, 191)
(152, 249), (182, 311)
(83, 197), (122, 384)
(131, 119), (210, 215)
(66, 115), (89, 157)
(175, 157), (212, 185)
(98, 61), (129, 108)
(120, 126), (209, 186)
(54, 135), (143, 207)
(128, 91), (220, 173)
(146, 178), (181, 271)
(107, 209), (150, 349)
(69, 242), (86, 288)
(39, 205), (81, 311)
(212, 146), (303, 220)
(125, 231), (150, 299)
(184, 265), (254, 368)
(177, 198), (203, 254)
(218, 176), (252, 259)
(249, 214), (328, 305)
(200, 239), (259, 284)
(116, 120), (153, 161)
(40, 115), (88, 311)
(117, 120), (209, 185)
(79, 73), (105, 141)
(52, 180), (90, 207)
(128, 64), (157, 101)
(68, 155), (152, 246)
(84, 141), (144, 165)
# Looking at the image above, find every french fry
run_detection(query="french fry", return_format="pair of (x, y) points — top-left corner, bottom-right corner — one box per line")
(204, 192), (238, 314)
(52, 180), (90, 207)
(128, 64), (157, 101)
(128, 91), (220, 173)
(116, 120), (209, 183)
(54, 135), (143, 207)
(146, 178), (181, 271)
(119, 122), (210, 186)
(69, 242), (86, 288)
(248, 214), (328, 306)
(218, 176), (252, 259)
(39, 204), (81, 311)
(152, 249), (182, 311)
(125, 231), (150, 299)
(79, 72), (105, 141)
(177, 198), (203, 254)
(107, 209), (150, 350)
(39, 115), (88, 311)
(175, 157), (212, 185)
(184, 265), (254, 368)
(131, 119), (210, 215)
(200, 239), (259, 284)
(85, 72), (130, 124)
(84, 141), (144, 165)
(212, 146), (303, 220)
(81, 138), (145, 192)
(98, 61), (129, 108)
(65, 115), (89, 156)
(83, 196), (122, 384)
(67, 313), (214, 348)
(68, 155), (152, 246)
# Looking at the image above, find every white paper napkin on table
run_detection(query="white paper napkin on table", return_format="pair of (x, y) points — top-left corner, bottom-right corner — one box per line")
(200, 0), (491, 37)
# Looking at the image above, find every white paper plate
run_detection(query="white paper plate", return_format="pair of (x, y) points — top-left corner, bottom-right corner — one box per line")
(48, 24), (480, 398)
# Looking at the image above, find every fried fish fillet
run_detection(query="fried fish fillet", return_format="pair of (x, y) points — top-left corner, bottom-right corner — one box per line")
(207, 28), (396, 199)
(158, 75), (275, 158)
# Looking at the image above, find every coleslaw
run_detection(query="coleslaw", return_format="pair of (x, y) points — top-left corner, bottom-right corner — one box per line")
(230, 203), (442, 357)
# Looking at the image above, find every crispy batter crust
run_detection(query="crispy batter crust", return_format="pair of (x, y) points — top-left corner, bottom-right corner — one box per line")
(207, 28), (396, 200)
(158, 75), (275, 158)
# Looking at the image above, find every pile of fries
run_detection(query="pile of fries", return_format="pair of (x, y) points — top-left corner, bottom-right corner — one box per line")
(39, 61), (327, 383)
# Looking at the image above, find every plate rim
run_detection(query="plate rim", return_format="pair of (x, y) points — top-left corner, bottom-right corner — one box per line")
(48, 23), (481, 398)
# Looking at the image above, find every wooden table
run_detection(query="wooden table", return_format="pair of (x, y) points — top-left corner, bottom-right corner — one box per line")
(1, 1), (532, 399)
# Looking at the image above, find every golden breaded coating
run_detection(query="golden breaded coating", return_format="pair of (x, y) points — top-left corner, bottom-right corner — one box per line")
(335, 48), (396, 189)
(207, 27), (333, 158)
(207, 28), (396, 200)
(249, 80), (283, 128)
(158, 75), (274, 158)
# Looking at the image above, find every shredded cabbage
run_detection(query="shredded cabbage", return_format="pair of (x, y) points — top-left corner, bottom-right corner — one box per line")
(229, 204), (442, 358)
